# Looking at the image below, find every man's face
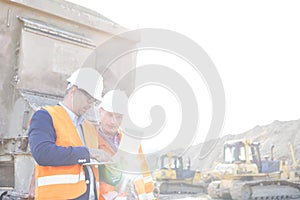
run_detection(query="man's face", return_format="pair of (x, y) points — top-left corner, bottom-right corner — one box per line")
(72, 87), (97, 116)
(99, 107), (123, 136)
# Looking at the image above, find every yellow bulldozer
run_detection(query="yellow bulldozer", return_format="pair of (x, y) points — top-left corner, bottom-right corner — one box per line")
(153, 152), (206, 194)
(207, 139), (300, 199)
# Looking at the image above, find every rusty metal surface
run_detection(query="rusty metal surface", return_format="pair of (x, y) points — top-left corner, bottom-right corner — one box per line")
(0, 0), (136, 139)
(0, 0), (137, 194)
(0, 162), (14, 187)
(8, 0), (125, 35)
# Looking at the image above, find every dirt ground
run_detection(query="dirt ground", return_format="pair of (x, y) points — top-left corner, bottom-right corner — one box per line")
(159, 194), (211, 200)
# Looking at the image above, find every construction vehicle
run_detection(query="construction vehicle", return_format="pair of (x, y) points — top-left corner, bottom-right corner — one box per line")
(153, 152), (206, 194)
(207, 139), (300, 199)
(0, 0), (137, 199)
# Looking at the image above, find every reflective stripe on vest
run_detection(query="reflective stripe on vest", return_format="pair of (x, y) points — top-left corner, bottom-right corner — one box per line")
(145, 193), (155, 200)
(37, 172), (85, 186)
(143, 175), (153, 184)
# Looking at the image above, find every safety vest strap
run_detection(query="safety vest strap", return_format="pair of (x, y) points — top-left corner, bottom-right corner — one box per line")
(37, 172), (85, 186)
(143, 175), (153, 184)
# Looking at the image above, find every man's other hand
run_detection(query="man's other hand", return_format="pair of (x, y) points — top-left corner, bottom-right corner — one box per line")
(89, 148), (111, 162)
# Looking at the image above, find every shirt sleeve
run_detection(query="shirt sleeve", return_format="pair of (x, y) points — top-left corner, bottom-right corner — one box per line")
(28, 109), (90, 166)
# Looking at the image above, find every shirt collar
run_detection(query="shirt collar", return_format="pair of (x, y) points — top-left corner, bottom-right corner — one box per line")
(98, 126), (119, 140)
(59, 102), (84, 127)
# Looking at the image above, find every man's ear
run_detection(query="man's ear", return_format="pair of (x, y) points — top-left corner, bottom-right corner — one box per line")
(98, 107), (104, 119)
(69, 86), (77, 95)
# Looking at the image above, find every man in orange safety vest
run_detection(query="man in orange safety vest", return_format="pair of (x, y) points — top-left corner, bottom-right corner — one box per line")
(28, 68), (111, 200)
(96, 90), (157, 200)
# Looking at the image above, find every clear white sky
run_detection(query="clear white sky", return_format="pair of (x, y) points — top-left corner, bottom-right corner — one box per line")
(68, 0), (300, 148)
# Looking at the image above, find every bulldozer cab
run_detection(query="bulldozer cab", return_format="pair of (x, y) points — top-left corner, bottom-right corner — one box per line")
(224, 139), (262, 172)
(160, 154), (185, 179)
(161, 154), (183, 170)
(157, 153), (196, 180)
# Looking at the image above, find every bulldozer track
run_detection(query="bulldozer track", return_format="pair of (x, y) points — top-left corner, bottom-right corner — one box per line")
(159, 182), (206, 195)
(230, 180), (300, 200)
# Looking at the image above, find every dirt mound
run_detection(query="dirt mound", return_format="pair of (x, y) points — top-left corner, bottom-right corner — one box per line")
(187, 118), (300, 170)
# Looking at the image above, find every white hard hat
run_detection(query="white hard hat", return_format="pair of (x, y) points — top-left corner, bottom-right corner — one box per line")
(67, 68), (103, 101)
(100, 90), (128, 115)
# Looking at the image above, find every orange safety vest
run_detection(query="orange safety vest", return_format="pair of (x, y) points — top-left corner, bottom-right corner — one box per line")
(133, 148), (155, 200)
(34, 106), (100, 200)
(98, 131), (155, 200)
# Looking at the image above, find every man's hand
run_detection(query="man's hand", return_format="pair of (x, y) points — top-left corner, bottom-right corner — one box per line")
(89, 148), (111, 162)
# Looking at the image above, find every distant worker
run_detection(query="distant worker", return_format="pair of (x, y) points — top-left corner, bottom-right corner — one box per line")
(29, 68), (110, 200)
(97, 90), (156, 200)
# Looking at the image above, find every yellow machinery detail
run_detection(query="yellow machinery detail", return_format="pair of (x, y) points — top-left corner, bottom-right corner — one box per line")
(207, 139), (300, 199)
(153, 153), (205, 194)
